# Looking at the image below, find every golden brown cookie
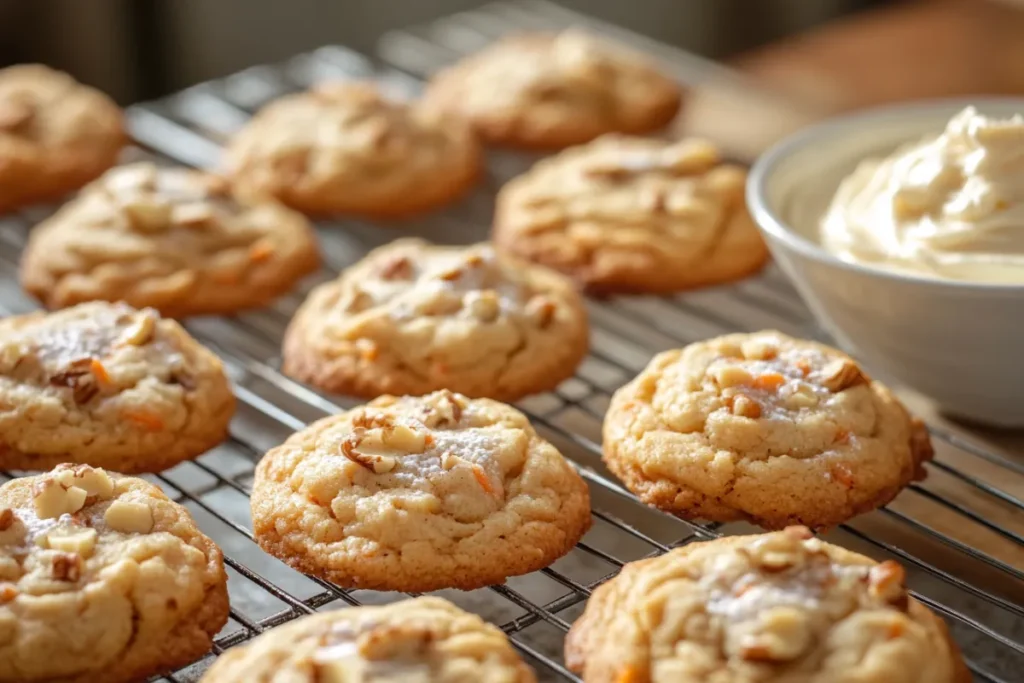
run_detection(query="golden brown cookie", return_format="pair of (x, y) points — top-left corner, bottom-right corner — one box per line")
(225, 81), (482, 217)
(200, 596), (535, 683)
(565, 527), (969, 683)
(0, 302), (235, 473)
(0, 464), (229, 683)
(423, 31), (682, 149)
(251, 390), (591, 592)
(0, 64), (125, 213)
(282, 239), (589, 401)
(603, 331), (932, 530)
(20, 162), (321, 317)
(494, 135), (769, 292)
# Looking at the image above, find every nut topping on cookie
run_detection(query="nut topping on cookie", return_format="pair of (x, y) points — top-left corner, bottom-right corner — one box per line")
(49, 552), (83, 582)
(0, 99), (33, 132)
(0, 509), (12, 532)
(46, 527), (98, 558)
(117, 310), (157, 347)
(820, 358), (868, 392)
(104, 500), (154, 534)
(33, 478), (87, 520)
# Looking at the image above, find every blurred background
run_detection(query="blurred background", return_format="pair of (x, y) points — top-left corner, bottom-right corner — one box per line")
(2, 0), (1023, 154)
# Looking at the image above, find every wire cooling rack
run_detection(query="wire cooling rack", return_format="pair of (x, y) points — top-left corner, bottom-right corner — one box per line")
(0, 2), (1022, 681)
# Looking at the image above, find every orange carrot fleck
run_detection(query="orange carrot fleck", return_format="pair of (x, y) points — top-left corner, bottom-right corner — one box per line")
(472, 465), (494, 494)
(249, 242), (274, 263)
(616, 667), (642, 683)
(795, 358), (812, 376)
(124, 409), (164, 432)
(89, 359), (111, 387)
(831, 463), (855, 488)
(887, 621), (905, 639)
(752, 372), (786, 391)
(834, 429), (850, 444)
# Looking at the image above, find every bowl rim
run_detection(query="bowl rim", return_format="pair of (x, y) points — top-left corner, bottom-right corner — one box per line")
(746, 95), (1024, 292)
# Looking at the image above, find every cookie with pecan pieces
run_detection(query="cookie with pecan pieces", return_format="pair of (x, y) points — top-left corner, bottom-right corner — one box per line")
(566, 527), (969, 683)
(251, 390), (591, 591)
(0, 302), (235, 472)
(424, 31), (682, 149)
(20, 162), (320, 317)
(494, 135), (768, 292)
(201, 596), (535, 683)
(282, 239), (589, 401)
(0, 465), (229, 683)
(603, 331), (933, 530)
(225, 81), (481, 217)
(0, 64), (125, 213)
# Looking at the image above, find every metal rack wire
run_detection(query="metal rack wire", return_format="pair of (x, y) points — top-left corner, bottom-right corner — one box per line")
(0, 2), (1022, 681)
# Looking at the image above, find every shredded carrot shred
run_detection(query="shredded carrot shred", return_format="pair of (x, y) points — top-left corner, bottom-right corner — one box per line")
(752, 372), (786, 391)
(616, 667), (642, 683)
(249, 242), (274, 262)
(887, 621), (904, 639)
(831, 463), (855, 488)
(834, 429), (850, 444)
(124, 409), (164, 432)
(472, 465), (494, 494)
(795, 358), (812, 376)
(89, 359), (111, 386)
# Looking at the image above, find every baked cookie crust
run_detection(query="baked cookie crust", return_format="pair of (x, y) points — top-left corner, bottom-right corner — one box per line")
(603, 331), (932, 530)
(201, 596), (535, 683)
(20, 162), (320, 317)
(565, 527), (969, 683)
(494, 135), (768, 292)
(251, 390), (591, 592)
(282, 239), (589, 401)
(225, 82), (482, 218)
(0, 302), (235, 473)
(424, 31), (682, 149)
(0, 465), (229, 683)
(0, 64), (125, 213)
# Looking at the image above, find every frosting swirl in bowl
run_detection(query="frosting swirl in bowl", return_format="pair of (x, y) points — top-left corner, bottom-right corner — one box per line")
(821, 106), (1024, 283)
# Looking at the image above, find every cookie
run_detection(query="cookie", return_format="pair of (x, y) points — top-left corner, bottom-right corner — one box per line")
(0, 301), (235, 473)
(225, 81), (481, 217)
(603, 331), (933, 530)
(423, 31), (682, 149)
(251, 390), (591, 592)
(0, 464), (229, 683)
(494, 135), (769, 292)
(201, 596), (535, 682)
(565, 526), (969, 683)
(20, 162), (320, 317)
(282, 239), (589, 401)
(0, 64), (125, 213)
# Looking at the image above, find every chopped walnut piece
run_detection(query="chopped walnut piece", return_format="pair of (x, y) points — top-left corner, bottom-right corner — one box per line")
(784, 385), (819, 410)
(868, 560), (909, 610)
(123, 198), (172, 232)
(172, 202), (217, 228)
(745, 528), (812, 572)
(0, 509), (12, 532)
(49, 357), (101, 404)
(47, 527), (98, 558)
(741, 337), (779, 360)
(118, 311), (157, 346)
(379, 255), (414, 280)
(738, 606), (812, 662)
(356, 622), (435, 660)
(820, 359), (868, 392)
(713, 364), (753, 388)
(104, 500), (154, 534)
(731, 394), (762, 419)
(50, 552), (83, 582)
(33, 478), (88, 519)
(464, 290), (500, 322)
(55, 464), (115, 500)
(423, 390), (465, 428)
(526, 297), (556, 328)
(438, 266), (463, 282)
(341, 431), (398, 475)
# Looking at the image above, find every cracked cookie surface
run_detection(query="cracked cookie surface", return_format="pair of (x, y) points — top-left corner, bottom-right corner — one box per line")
(201, 596), (535, 682)
(565, 527), (968, 683)
(0, 465), (229, 683)
(0, 302), (235, 473)
(225, 82), (481, 217)
(0, 64), (125, 213)
(494, 135), (768, 292)
(251, 390), (591, 591)
(282, 239), (589, 401)
(20, 162), (320, 317)
(424, 31), (681, 149)
(603, 331), (933, 529)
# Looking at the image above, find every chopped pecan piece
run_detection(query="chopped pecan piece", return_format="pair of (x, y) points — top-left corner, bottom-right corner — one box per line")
(50, 552), (82, 582)
(49, 358), (101, 404)
(0, 508), (12, 532)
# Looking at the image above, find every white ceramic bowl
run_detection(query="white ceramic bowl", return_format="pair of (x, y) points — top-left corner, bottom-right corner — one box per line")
(747, 98), (1024, 427)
